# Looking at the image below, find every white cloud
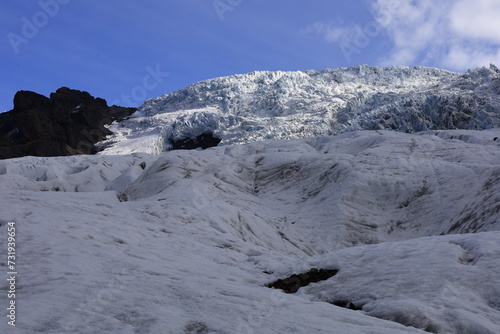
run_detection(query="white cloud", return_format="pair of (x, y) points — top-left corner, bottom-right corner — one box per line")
(450, 0), (500, 43)
(372, 0), (500, 70)
(306, 0), (500, 71)
(304, 21), (375, 62)
(444, 44), (500, 70)
(304, 22), (360, 44)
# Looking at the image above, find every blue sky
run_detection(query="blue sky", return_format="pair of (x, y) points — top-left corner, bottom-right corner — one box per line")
(2, 0), (500, 113)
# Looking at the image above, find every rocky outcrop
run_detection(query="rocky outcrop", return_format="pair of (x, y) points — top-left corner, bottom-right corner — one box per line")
(170, 132), (221, 150)
(267, 268), (339, 293)
(0, 87), (136, 159)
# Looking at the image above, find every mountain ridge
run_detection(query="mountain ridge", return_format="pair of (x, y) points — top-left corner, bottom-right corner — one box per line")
(97, 64), (500, 155)
(2, 64), (499, 159)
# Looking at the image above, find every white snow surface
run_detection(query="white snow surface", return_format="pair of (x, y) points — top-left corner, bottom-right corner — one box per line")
(1, 129), (500, 333)
(98, 65), (500, 155)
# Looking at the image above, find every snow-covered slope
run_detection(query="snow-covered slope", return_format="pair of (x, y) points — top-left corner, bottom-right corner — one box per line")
(98, 65), (500, 155)
(1, 130), (499, 333)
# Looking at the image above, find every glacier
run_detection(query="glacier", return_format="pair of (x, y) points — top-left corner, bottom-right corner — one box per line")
(1, 129), (499, 333)
(97, 64), (500, 155)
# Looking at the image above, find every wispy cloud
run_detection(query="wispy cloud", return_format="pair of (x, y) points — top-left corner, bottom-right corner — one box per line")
(305, 22), (358, 44)
(304, 19), (384, 63)
(449, 0), (500, 43)
(372, 0), (500, 70)
(306, 0), (500, 71)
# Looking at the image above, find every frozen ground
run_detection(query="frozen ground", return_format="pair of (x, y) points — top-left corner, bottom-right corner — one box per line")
(1, 129), (499, 333)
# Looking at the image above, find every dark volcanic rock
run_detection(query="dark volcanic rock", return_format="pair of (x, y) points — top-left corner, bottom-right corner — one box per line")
(171, 132), (221, 150)
(267, 268), (339, 293)
(12, 91), (51, 111)
(329, 299), (363, 311)
(0, 87), (136, 159)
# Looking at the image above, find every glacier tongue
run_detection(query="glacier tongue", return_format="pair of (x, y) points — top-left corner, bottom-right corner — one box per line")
(98, 65), (500, 155)
(1, 130), (500, 333)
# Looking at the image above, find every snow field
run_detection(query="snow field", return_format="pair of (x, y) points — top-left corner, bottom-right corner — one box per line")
(0, 129), (499, 333)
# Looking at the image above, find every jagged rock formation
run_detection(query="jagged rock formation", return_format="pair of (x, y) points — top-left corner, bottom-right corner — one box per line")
(0, 87), (136, 159)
